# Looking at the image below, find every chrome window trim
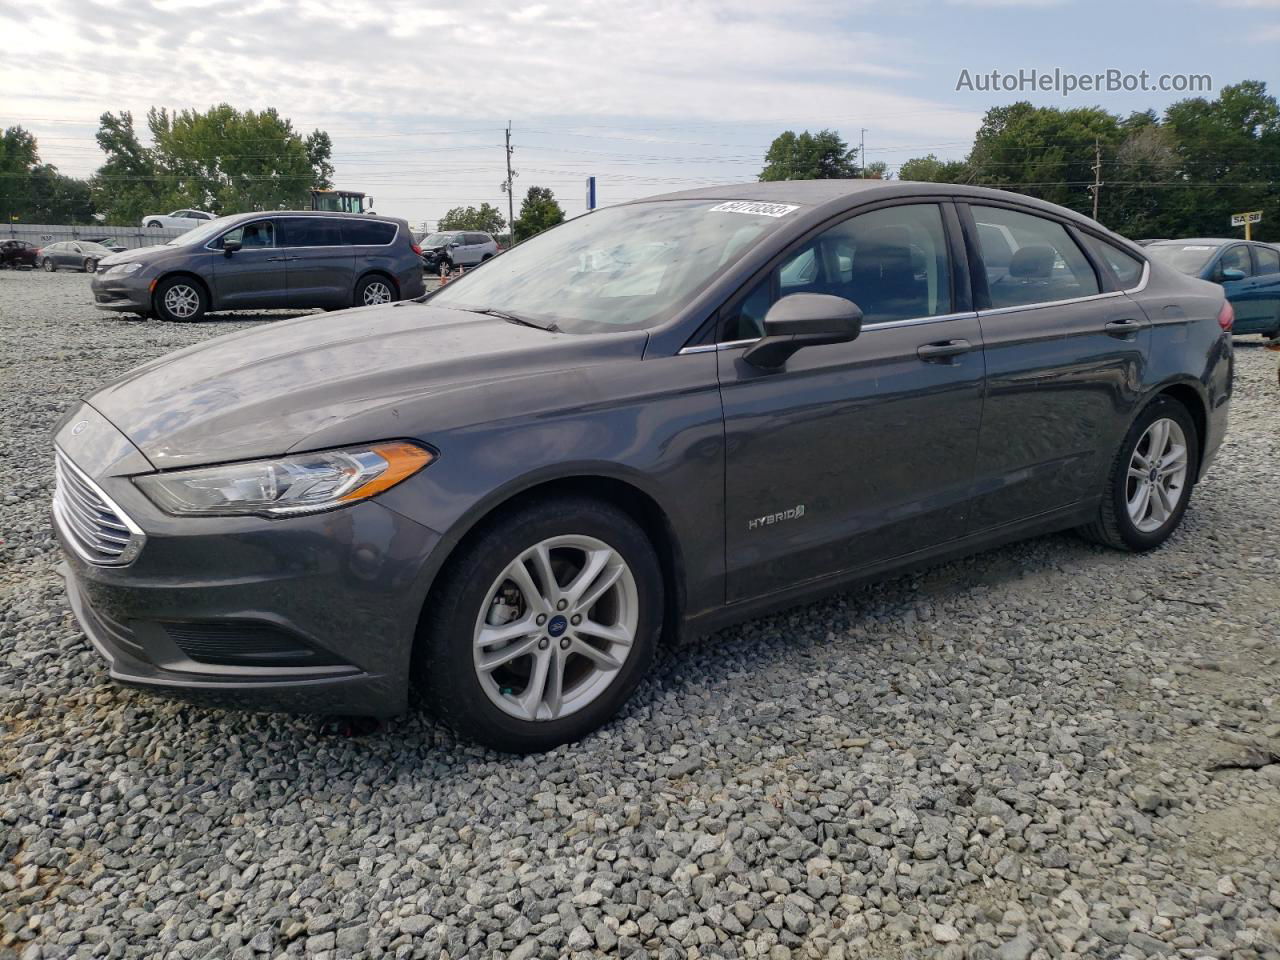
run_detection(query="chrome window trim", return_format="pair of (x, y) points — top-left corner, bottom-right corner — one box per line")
(978, 261), (1151, 317)
(52, 447), (146, 567)
(203, 216), (401, 253)
(678, 312), (979, 354)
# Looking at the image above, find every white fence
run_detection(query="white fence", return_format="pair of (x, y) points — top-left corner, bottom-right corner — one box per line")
(4, 223), (193, 250)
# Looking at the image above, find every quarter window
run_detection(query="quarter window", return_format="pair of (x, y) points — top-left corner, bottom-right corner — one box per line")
(723, 202), (953, 340)
(341, 219), (397, 246)
(1080, 233), (1145, 288)
(1256, 245), (1280, 275)
(971, 206), (1099, 308)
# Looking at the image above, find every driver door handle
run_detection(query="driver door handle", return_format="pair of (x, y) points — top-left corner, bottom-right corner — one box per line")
(916, 338), (972, 362)
(1105, 318), (1142, 337)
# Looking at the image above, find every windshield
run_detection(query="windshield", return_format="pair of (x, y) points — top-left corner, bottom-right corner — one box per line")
(427, 199), (801, 333)
(166, 216), (236, 247)
(422, 233), (458, 246)
(1146, 243), (1218, 275)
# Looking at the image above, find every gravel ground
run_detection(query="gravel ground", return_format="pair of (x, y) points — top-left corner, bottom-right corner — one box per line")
(2, 268), (1279, 960)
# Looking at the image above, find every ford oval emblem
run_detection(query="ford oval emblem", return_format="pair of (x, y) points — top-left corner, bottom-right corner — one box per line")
(71, 420), (89, 436)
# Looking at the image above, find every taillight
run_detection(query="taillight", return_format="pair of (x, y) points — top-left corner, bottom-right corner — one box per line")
(1217, 301), (1234, 332)
(411, 242), (423, 257)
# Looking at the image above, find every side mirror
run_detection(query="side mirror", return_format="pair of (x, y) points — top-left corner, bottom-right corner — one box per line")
(743, 294), (863, 369)
(222, 238), (242, 256)
(449, 240), (462, 248)
(1220, 267), (1246, 282)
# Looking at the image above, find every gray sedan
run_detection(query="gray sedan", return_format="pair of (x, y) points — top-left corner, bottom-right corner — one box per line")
(54, 180), (1232, 752)
(39, 241), (115, 273)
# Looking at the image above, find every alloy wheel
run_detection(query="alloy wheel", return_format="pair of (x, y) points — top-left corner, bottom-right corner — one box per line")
(472, 535), (639, 722)
(1126, 417), (1189, 533)
(362, 281), (393, 305)
(163, 283), (201, 319)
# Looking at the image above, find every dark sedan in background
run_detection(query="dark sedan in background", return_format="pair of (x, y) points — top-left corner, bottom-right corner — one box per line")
(1146, 238), (1280, 338)
(91, 211), (425, 321)
(55, 180), (1231, 752)
(0, 239), (39, 269)
(38, 240), (116, 273)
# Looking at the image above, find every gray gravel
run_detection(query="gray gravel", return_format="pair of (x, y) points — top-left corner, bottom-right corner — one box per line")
(2, 268), (1280, 960)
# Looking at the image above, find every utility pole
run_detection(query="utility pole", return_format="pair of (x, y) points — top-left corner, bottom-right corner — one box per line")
(1089, 137), (1103, 221)
(502, 122), (517, 244)
(860, 128), (867, 178)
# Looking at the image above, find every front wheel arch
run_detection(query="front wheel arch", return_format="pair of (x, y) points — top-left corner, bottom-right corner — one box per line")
(152, 272), (212, 319)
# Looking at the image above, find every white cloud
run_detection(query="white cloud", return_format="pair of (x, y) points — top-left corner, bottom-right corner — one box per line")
(0, 0), (983, 223)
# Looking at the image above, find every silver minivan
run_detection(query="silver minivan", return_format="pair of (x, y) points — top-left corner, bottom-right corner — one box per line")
(91, 211), (426, 321)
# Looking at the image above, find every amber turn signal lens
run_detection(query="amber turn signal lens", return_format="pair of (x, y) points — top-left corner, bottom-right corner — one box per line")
(339, 442), (435, 502)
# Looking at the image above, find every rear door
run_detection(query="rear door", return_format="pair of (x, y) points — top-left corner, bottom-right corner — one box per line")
(961, 202), (1150, 531)
(279, 217), (354, 308)
(210, 219), (287, 309)
(718, 200), (985, 601)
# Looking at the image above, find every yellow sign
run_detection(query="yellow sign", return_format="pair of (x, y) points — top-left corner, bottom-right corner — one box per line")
(1231, 210), (1263, 240)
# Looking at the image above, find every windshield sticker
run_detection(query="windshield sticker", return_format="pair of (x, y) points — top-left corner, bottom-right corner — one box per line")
(710, 201), (800, 218)
(1181, 245), (1213, 250)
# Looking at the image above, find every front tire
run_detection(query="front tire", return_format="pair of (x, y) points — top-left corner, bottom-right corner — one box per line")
(83, 258), (97, 274)
(1080, 396), (1199, 552)
(153, 276), (207, 322)
(42, 258), (56, 272)
(418, 497), (663, 753)
(147, 220), (163, 229)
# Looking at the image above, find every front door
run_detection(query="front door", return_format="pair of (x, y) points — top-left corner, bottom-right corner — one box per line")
(210, 219), (287, 310)
(719, 201), (985, 602)
(279, 217), (355, 308)
(961, 203), (1150, 531)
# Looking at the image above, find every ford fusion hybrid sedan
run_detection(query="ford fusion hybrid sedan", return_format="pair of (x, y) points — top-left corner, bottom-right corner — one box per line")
(53, 181), (1232, 752)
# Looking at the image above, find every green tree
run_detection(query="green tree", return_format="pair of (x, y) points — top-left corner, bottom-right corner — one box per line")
(0, 126), (95, 223)
(759, 130), (858, 181)
(90, 105), (336, 224)
(513, 186), (565, 241)
(897, 153), (970, 183)
(438, 202), (507, 234)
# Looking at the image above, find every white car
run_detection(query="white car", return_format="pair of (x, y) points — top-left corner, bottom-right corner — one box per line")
(141, 209), (217, 230)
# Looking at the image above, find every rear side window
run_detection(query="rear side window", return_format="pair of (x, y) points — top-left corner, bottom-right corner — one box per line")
(467, 233), (489, 245)
(282, 217), (344, 247)
(1080, 233), (1145, 287)
(1254, 246), (1279, 275)
(341, 220), (397, 246)
(971, 206), (1099, 308)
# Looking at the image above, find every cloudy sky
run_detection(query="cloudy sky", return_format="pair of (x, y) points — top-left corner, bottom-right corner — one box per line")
(2, 0), (1275, 228)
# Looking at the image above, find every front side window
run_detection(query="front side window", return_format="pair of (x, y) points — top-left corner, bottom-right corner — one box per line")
(1218, 245), (1252, 277)
(1080, 233), (1145, 287)
(972, 205), (1099, 308)
(723, 202), (953, 341)
(1255, 245), (1280, 275)
(220, 221), (276, 249)
(429, 199), (799, 334)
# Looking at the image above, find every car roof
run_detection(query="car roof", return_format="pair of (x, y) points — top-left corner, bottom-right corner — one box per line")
(217, 210), (408, 227)
(1148, 238), (1241, 247)
(634, 179), (1121, 233)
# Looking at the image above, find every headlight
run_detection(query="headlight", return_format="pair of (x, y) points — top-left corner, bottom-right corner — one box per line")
(134, 442), (434, 517)
(106, 262), (144, 277)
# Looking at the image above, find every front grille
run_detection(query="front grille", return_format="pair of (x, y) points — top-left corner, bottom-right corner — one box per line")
(53, 450), (145, 566)
(163, 622), (344, 668)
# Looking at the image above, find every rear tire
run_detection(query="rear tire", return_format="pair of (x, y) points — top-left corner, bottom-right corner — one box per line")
(42, 258), (56, 272)
(354, 274), (396, 307)
(1079, 396), (1199, 552)
(153, 276), (207, 322)
(83, 258), (97, 274)
(417, 496), (662, 753)
(147, 220), (163, 229)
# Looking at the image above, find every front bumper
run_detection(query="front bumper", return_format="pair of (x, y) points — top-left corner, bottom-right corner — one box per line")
(53, 432), (443, 717)
(90, 273), (152, 312)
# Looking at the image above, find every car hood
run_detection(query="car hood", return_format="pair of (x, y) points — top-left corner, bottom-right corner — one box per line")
(85, 302), (647, 469)
(99, 244), (184, 267)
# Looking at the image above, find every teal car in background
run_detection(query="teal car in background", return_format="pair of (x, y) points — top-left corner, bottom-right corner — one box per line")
(1147, 239), (1280, 338)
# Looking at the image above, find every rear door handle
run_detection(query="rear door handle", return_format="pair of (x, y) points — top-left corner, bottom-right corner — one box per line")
(1105, 318), (1142, 337)
(916, 338), (972, 361)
